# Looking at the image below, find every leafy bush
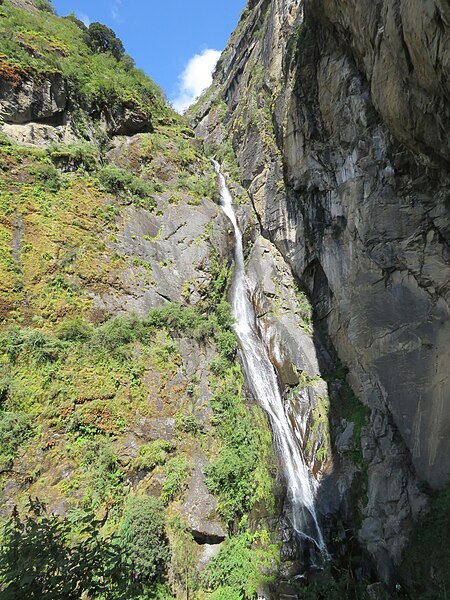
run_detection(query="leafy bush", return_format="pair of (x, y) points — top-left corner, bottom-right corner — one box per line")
(57, 317), (92, 341)
(118, 495), (170, 582)
(1, 328), (67, 364)
(146, 302), (217, 341)
(31, 161), (62, 192)
(202, 532), (276, 598)
(134, 439), (173, 471)
(161, 456), (191, 504)
(0, 411), (33, 458)
(79, 437), (122, 505)
(205, 366), (274, 526)
(90, 315), (146, 352)
(48, 142), (99, 172)
(175, 412), (202, 435)
(35, 0), (55, 13)
(0, 498), (138, 598)
(97, 164), (156, 209)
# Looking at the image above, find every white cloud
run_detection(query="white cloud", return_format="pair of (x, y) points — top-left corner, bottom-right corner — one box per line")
(76, 12), (90, 26)
(172, 48), (221, 114)
(111, 0), (123, 22)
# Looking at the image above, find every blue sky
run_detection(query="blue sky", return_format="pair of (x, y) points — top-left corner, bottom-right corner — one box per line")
(51, 0), (246, 110)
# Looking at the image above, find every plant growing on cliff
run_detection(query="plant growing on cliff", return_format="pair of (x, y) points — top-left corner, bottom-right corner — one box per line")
(201, 531), (278, 598)
(161, 456), (191, 504)
(118, 495), (170, 584)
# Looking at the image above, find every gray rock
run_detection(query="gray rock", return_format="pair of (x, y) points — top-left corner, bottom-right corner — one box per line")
(195, 0), (449, 581)
(0, 73), (67, 125)
(179, 453), (226, 544)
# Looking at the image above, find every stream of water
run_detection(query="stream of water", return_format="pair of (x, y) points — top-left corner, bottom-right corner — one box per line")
(213, 160), (326, 554)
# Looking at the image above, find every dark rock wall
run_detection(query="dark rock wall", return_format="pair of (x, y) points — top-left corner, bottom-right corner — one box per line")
(194, 0), (449, 582)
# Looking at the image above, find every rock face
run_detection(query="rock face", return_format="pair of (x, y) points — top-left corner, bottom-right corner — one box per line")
(0, 73), (67, 124)
(194, 0), (449, 583)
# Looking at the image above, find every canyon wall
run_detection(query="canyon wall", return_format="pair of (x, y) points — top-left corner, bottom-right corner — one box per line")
(194, 0), (449, 582)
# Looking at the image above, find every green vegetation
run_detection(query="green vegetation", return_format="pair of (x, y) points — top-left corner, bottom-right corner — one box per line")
(118, 495), (170, 583)
(161, 456), (191, 504)
(0, 497), (171, 598)
(134, 440), (173, 471)
(0, 1), (164, 119)
(0, 411), (33, 470)
(401, 478), (450, 599)
(324, 361), (370, 464)
(97, 163), (156, 210)
(85, 22), (125, 60)
(202, 531), (278, 598)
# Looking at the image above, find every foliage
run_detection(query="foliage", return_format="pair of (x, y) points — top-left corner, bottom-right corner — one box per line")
(202, 531), (278, 599)
(205, 366), (275, 526)
(77, 437), (122, 507)
(133, 440), (173, 471)
(85, 22), (125, 60)
(0, 497), (141, 598)
(400, 478), (450, 599)
(169, 518), (198, 598)
(118, 495), (170, 583)
(57, 316), (92, 341)
(48, 142), (99, 172)
(35, 0), (55, 13)
(31, 161), (62, 193)
(97, 164), (156, 210)
(161, 456), (191, 504)
(0, 411), (33, 467)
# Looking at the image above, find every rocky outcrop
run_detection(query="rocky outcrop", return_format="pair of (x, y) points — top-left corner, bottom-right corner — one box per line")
(194, 0), (449, 584)
(0, 72), (67, 125)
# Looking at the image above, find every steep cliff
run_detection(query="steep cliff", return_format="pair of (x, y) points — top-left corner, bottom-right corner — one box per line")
(0, 2), (280, 597)
(194, 0), (449, 588)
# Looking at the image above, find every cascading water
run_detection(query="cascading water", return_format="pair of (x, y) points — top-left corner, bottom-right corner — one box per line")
(213, 160), (326, 555)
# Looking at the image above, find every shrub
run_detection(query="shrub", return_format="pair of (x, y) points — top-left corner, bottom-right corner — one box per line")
(31, 162), (62, 192)
(79, 438), (122, 504)
(175, 413), (202, 435)
(90, 315), (146, 352)
(161, 456), (191, 504)
(201, 533), (269, 598)
(57, 317), (92, 341)
(0, 498), (137, 598)
(97, 164), (156, 209)
(48, 142), (99, 172)
(134, 439), (173, 471)
(0, 411), (33, 458)
(118, 495), (170, 583)
(1, 328), (67, 364)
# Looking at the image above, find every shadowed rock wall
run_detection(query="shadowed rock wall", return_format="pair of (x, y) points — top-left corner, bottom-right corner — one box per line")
(194, 0), (449, 582)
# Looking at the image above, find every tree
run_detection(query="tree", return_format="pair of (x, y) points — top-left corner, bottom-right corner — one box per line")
(85, 22), (125, 60)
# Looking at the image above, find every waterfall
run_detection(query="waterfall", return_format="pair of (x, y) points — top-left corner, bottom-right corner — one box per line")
(213, 160), (326, 554)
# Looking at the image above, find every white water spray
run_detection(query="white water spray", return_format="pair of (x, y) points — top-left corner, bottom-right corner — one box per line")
(213, 160), (326, 553)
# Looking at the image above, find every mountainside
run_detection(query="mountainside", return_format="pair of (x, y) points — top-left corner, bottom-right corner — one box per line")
(0, 0), (449, 598)
(0, 2), (282, 598)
